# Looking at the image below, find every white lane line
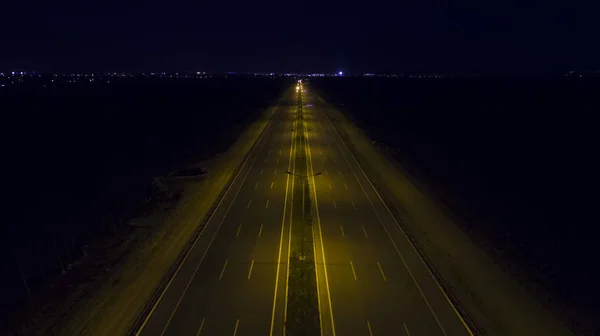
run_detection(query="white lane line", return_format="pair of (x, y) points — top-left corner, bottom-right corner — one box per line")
(265, 200), (270, 209)
(361, 225), (369, 238)
(246, 200), (252, 209)
(351, 201), (356, 210)
(344, 183), (348, 191)
(196, 318), (205, 336)
(255, 181), (259, 189)
(236, 225), (242, 236)
(258, 224), (263, 237)
(377, 262), (387, 282)
(340, 225), (345, 237)
(271, 182), (274, 189)
(274, 168), (277, 175)
(248, 260), (255, 279)
(328, 182), (332, 190)
(367, 321), (374, 336)
(404, 323), (411, 336)
(233, 319), (240, 336)
(219, 260), (228, 280)
(350, 261), (358, 280)
(260, 169), (264, 175)
(333, 200), (337, 209)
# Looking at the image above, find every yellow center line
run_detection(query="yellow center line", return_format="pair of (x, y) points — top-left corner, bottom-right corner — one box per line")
(233, 319), (240, 336)
(248, 260), (255, 279)
(218, 260), (228, 280)
(377, 262), (387, 282)
(367, 321), (374, 336)
(350, 261), (358, 280)
(196, 318), (205, 336)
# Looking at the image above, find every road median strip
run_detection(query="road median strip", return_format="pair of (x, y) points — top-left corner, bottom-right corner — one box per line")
(285, 90), (321, 336)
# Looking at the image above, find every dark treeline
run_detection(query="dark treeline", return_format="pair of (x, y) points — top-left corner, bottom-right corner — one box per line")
(311, 77), (599, 333)
(0, 77), (287, 321)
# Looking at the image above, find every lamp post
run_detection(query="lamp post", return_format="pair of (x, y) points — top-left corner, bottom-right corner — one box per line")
(286, 171), (322, 260)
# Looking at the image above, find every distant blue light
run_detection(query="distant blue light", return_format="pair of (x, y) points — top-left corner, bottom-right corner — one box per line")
(339, 71), (343, 75)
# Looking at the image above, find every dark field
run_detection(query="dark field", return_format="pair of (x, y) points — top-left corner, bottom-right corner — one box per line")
(311, 77), (599, 333)
(0, 76), (287, 327)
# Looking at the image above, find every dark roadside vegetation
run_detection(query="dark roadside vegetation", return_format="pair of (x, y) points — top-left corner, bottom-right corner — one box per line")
(0, 75), (286, 333)
(311, 77), (599, 335)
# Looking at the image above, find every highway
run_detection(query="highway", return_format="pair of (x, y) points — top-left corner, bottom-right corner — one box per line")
(134, 83), (475, 336)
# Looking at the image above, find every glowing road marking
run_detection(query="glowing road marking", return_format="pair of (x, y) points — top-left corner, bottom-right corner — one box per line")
(246, 200), (252, 209)
(377, 262), (387, 282)
(233, 319), (240, 336)
(236, 225), (242, 237)
(350, 261), (358, 280)
(344, 183), (348, 191)
(362, 225), (369, 238)
(255, 181), (259, 189)
(328, 182), (332, 190)
(333, 200), (337, 209)
(340, 225), (345, 237)
(351, 201), (356, 210)
(270, 182), (274, 189)
(404, 323), (411, 336)
(265, 200), (270, 209)
(248, 260), (255, 279)
(367, 321), (374, 336)
(195, 318), (205, 336)
(219, 260), (228, 280)
(258, 224), (263, 237)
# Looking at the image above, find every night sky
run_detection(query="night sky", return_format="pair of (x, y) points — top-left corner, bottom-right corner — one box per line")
(0, 0), (598, 74)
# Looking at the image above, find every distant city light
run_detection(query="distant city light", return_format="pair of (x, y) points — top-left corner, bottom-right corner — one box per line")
(338, 71), (343, 75)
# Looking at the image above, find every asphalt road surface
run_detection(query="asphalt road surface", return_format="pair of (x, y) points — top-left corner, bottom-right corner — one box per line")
(134, 85), (474, 336)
